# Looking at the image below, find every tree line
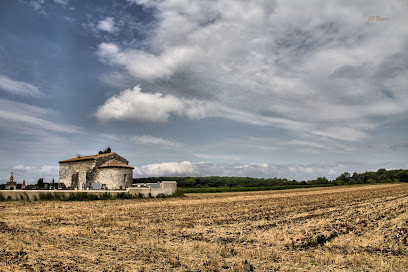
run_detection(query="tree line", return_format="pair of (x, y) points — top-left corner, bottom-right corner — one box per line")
(133, 168), (408, 188)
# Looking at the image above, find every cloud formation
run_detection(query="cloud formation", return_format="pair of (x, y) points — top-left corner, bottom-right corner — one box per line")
(135, 161), (198, 177)
(0, 98), (79, 134)
(98, 17), (116, 33)
(0, 75), (42, 97)
(134, 161), (371, 180)
(54, 0), (68, 6)
(97, 43), (200, 80)
(97, 0), (408, 145)
(96, 85), (207, 124)
(29, 0), (45, 11)
(12, 164), (59, 184)
(130, 135), (182, 147)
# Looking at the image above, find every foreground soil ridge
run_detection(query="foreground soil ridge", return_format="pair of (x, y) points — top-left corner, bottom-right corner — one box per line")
(1, 183), (407, 271)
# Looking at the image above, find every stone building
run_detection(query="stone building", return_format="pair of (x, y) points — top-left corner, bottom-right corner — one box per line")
(5, 172), (17, 190)
(59, 152), (134, 190)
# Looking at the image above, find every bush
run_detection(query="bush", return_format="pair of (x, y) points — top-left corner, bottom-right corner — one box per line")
(156, 193), (169, 198)
(116, 192), (134, 199)
(39, 193), (55, 200)
(66, 192), (95, 201)
(172, 188), (185, 197)
(99, 192), (112, 200)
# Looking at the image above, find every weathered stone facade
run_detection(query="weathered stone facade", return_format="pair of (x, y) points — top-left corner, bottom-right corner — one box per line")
(96, 167), (133, 189)
(59, 153), (134, 190)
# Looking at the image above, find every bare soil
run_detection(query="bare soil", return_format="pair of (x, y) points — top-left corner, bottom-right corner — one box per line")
(1, 183), (407, 271)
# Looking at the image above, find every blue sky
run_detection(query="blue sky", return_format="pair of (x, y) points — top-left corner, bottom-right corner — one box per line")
(0, 0), (407, 184)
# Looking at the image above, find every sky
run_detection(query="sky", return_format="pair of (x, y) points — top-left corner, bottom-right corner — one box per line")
(0, 0), (407, 184)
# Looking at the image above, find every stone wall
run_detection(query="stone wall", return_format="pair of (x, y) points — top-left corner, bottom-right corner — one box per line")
(0, 190), (127, 201)
(0, 181), (177, 200)
(95, 167), (133, 190)
(59, 153), (132, 190)
(128, 181), (177, 197)
(59, 160), (95, 188)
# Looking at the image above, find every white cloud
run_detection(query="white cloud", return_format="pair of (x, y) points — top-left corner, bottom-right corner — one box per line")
(0, 98), (80, 134)
(29, 0), (45, 11)
(135, 161), (198, 176)
(134, 161), (374, 180)
(14, 164), (59, 175)
(0, 75), (43, 97)
(97, 43), (201, 80)
(99, 0), (408, 144)
(54, 0), (68, 5)
(11, 164), (59, 184)
(95, 85), (207, 124)
(98, 17), (116, 33)
(130, 135), (182, 147)
(127, 0), (152, 6)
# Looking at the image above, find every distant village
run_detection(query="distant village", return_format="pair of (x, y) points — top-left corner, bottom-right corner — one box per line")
(1, 150), (133, 191)
(0, 172), (59, 190)
(0, 150), (178, 199)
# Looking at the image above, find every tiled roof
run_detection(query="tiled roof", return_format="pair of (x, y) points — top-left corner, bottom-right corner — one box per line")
(99, 159), (134, 169)
(59, 152), (122, 163)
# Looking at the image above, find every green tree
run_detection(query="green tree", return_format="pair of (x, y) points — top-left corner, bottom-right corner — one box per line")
(351, 172), (361, 183)
(37, 178), (44, 189)
(337, 172), (351, 183)
(397, 171), (408, 182)
(317, 176), (329, 184)
(99, 147), (112, 154)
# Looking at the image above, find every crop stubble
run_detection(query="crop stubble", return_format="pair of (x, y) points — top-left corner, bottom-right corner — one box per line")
(1, 183), (407, 271)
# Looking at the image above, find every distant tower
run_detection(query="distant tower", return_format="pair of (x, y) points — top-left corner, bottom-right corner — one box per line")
(5, 172), (17, 190)
(22, 179), (26, 189)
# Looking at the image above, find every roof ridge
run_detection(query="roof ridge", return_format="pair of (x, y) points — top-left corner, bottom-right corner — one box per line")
(59, 152), (116, 163)
(99, 158), (134, 169)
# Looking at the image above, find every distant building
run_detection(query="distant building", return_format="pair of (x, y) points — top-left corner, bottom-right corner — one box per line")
(5, 172), (17, 190)
(59, 152), (134, 190)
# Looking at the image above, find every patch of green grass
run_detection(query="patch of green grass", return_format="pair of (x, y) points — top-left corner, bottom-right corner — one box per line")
(171, 188), (185, 197)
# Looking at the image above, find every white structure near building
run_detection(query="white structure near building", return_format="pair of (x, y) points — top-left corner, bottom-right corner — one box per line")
(59, 152), (134, 190)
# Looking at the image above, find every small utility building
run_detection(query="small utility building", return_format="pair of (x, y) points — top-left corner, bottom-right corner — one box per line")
(59, 152), (134, 190)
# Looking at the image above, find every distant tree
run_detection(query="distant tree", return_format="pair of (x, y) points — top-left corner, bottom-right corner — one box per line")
(376, 168), (387, 175)
(337, 172), (351, 183)
(316, 176), (329, 184)
(351, 172), (361, 183)
(397, 171), (408, 182)
(99, 147), (112, 154)
(37, 178), (44, 189)
(52, 178), (55, 190)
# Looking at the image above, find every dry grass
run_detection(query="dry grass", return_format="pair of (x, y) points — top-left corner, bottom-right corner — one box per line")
(1, 183), (408, 271)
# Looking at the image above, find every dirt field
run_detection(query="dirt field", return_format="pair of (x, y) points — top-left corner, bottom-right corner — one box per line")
(1, 183), (407, 271)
